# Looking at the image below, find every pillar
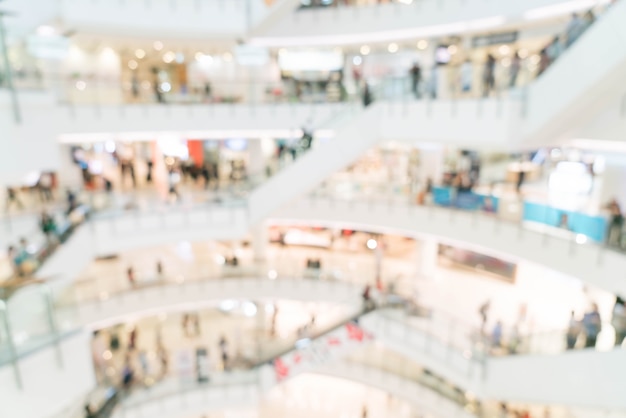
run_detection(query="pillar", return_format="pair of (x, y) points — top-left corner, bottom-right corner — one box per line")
(416, 238), (438, 278)
(247, 139), (265, 184)
(251, 223), (268, 264)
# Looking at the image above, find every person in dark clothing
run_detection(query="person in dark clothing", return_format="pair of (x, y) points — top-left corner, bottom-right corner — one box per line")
(66, 190), (78, 215)
(362, 82), (373, 107)
(146, 160), (154, 183)
(409, 62), (422, 98)
(483, 54), (496, 97)
(582, 303), (601, 348)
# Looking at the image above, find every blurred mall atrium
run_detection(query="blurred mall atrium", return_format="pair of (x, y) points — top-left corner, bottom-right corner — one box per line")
(1, 0), (626, 417)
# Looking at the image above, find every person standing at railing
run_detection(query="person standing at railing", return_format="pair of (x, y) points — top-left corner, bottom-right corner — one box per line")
(482, 54), (496, 97)
(604, 199), (624, 247)
(362, 82), (373, 107)
(509, 51), (521, 88)
(582, 303), (602, 348)
(479, 299), (491, 334)
(460, 59), (473, 95)
(127, 266), (136, 287)
(611, 296), (626, 347)
(409, 62), (422, 98)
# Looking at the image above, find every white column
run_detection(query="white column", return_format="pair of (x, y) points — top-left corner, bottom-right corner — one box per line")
(251, 223), (268, 263)
(247, 139), (265, 184)
(416, 238), (438, 278)
(56, 145), (83, 189)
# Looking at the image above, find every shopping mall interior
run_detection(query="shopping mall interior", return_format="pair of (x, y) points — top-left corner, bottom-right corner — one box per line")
(1, 0), (626, 417)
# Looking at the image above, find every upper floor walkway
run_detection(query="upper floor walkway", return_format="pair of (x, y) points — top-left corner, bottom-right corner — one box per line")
(3, 0), (626, 182)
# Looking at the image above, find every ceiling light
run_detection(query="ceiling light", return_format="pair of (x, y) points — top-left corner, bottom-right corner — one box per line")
(353, 55), (362, 66)
(498, 45), (511, 55)
(153, 41), (164, 51)
(447, 45), (458, 55)
(360, 45), (370, 55)
(163, 51), (175, 63)
(36, 25), (56, 37)
(128, 60), (138, 70)
(387, 43), (398, 53)
(367, 239), (378, 250)
(417, 40), (428, 50)
(518, 48), (529, 59)
(135, 49), (146, 59)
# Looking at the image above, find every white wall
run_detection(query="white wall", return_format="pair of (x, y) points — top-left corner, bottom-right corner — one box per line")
(0, 330), (95, 418)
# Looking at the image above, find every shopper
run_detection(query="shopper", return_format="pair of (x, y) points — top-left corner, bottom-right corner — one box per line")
(565, 13), (585, 48)
(66, 189), (78, 215)
(491, 320), (503, 349)
(460, 59), (473, 94)
(611, 296), (626, 347)
(219, 335), (229, 370)
(582, 303), (602, 348)
(168, 168), (181, 200)
(537, 49), (550, 77)
(38, 173), (53, 202)
(127, 266), (136, 287)
(128, 327), (138, 351)
(146, 160), (154, 183)
(566, 310), (581, 349)
(121, 356), (134, 390)
(362, 82), (373, 107)
(156, 259), (164, 277)
(5, 187), (24, 211)
(362, 284), (373, 311)
(483, 54), (496, 97)
(546, 36), (563, 64)
(40, 211), (57, 242)
(605, 199), (623, 247)
(479, 300), (491, 333)
(409, 62), (422, 98)
(270, 305), (279, 337)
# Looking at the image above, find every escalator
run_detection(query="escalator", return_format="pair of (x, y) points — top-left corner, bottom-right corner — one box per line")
(248, 102), (381, 224)
(523, 0), (626, 145)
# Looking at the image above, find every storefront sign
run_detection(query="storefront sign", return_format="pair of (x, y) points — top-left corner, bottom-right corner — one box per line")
(471, 32), (518, 48)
